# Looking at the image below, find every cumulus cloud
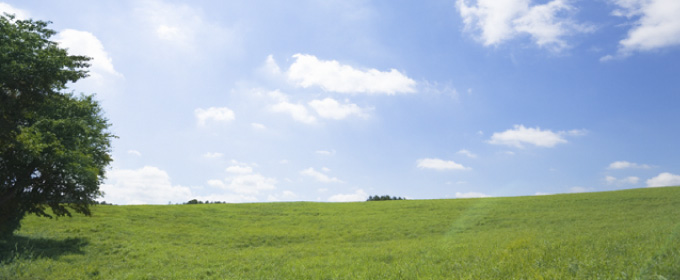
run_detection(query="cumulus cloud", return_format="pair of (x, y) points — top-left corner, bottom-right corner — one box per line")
(328, 189), (368, 202)
(488, 125), (583, 148)
(308, 98), (370, 120)
(127, 150), (142, 157)
(417, 158), (470, 171)
(0, 3), (29, 20)
(101, 166), (193, 205)
(54, 29), (122, 78)
(270, 101), (317, 124)
(52, 29), (124, 96)
(455, 192), (490, 198)
(195, 107), (235, 126)
(301, 167), (343, 183)
(605, 0), (680, 59)
(286, 54), (416, 95)
(210, 173), (277, 195)
(646, 172), (680, 187)
(456, 0), (592, 51)
(607, 161), (652, 169)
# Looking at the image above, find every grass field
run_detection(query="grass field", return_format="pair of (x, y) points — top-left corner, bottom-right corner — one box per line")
(2, 186), (680, 279)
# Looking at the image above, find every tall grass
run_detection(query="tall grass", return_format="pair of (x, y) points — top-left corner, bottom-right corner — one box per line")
(2, 187), (679, 279)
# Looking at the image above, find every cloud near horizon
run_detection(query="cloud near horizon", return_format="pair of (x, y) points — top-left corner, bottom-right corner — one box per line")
(646, 172), (680, 187)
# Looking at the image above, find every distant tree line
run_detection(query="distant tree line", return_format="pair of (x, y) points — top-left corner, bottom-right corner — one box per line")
(184, 199), (228, 205)
(93, 201), (114, 205)
(366, 195), (406, 201)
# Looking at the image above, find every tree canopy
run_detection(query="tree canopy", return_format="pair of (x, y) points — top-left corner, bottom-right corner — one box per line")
(0, 14), (114, 238)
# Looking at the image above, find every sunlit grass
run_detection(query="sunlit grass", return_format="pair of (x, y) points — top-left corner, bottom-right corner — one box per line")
(2, 187), (679, 279)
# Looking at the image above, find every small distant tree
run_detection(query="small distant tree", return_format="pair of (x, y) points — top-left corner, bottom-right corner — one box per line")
(186, 199), (200, 204)
(0, 14), (114, 238)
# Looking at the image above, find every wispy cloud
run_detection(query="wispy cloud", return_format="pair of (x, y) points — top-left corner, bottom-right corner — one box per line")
(417, 158), (471, 171)
(308, 98), (371, 120)
(195, 107), (235, 126)
(300, 167), (343, 183)
(457, 149), (478, 159)
(607, 161), (652, 169)
(488, 125), (584, 148)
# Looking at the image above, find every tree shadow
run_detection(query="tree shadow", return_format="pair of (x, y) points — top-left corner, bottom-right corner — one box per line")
(0, 235), (88, 264)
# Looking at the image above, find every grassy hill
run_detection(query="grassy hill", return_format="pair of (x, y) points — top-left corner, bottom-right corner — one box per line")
(2, 187), (680, 279)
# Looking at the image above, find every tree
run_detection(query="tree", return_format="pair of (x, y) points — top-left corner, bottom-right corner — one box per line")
(0, 14), (114, 238)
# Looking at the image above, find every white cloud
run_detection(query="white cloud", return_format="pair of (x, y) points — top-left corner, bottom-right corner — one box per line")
(488, 125), (580, 148)
(134, 0), (241, 54)
(456, 0), (592, 50)
(53, 29), (124, 95)
(605, 175), (617, 184)
(225, 165), (253, 174)
(316, 150), (336, 156)
(608, 0), (680, 57)
(622, 176), (640, 184)
(127, 150), (142, 157)
(607, 161), (652, 169)
(417, 158), (471, 171)
(101, 166), (193, 205)
(271, 102), (317, 124)
(455, 191), (489, 198)
(286, 54), (416, 95)
(308, 98), (370, 120)
(251, 123), (267, 130)
(54, 30), (122, 78)
(646, 172), (680, 187)
(300, 167), (343, 183)
(328, 189), (368, 202)
(606, 175), (640, 185)
(195, 107), (235, 126)
(203, 152), (224, 159)
(457, 149), (478, 159)
(262, 55), (282, 76)
(0, 3), (29, 20)
(211, 173), (277, 195)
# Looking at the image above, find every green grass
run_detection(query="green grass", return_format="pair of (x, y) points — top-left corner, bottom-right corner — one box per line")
(2, 187), (680, 279)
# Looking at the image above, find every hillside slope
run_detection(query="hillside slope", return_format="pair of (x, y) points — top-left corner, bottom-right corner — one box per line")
(2, 187), (680, 279)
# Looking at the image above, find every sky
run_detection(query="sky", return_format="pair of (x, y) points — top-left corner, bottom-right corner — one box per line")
(2, 0), (680, 204)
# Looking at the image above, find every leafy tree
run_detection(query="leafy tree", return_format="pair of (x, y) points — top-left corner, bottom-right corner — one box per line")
(0, 14), (114, 238)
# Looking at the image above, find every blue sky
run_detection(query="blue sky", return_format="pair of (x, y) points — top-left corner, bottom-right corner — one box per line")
(3, 0), (679, 204)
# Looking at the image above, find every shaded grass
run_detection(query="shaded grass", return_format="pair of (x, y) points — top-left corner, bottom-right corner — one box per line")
(2, 187), (680, 279)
